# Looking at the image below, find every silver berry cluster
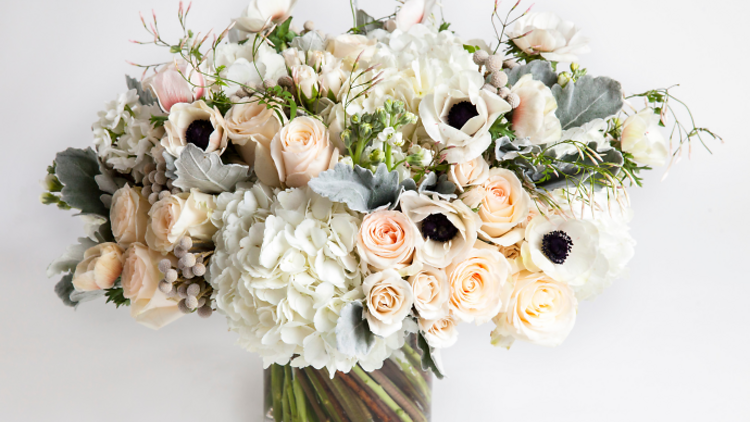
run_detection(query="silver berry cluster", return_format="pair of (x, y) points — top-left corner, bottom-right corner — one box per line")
(142, 161), (181, 205)
(474, 51), (521, 109)
(156, 237), (213, 318)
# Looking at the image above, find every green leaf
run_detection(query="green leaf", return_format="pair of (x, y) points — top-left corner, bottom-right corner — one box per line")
(104, 285), (130, 308)
(463, 44), (480, 54)
(55, 148), (109, 217)
(308, 164), (410, 213)
(173, 144), (251, 194)
(552, 75), (624, 130)
(439, 21), (452, 32)
(417, 332), (444, 379)
(506, 60), (558, 87)
(335, 302), (375, 356)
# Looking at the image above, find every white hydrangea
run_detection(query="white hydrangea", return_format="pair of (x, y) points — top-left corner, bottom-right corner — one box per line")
(92, 89), (164, 174)
(202, 37), (287, 96)
(208, 183), (410, 373)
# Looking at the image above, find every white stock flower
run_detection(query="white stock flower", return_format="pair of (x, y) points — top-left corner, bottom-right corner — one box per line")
(621, 108), (669, 166)
(510, 74), (562, 144)
(507, 12), (590, 63)
(420, 70), (511, 164)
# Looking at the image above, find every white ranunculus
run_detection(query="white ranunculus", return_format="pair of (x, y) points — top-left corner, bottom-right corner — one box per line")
(507, 12), (590, 63)
(446, 242), (511, 324)
(162, 100), (228, 157)
(420, 70), (512, 164)
(621, 108), (669, 166)
(71, 243), (125, 292)
(234, 0), (298, 33)
(364, 269), (415, 337)
(510, 74), (562, 144)
(146, 190), (217, 254)
(110, 185), (150, 247)
(408, 266), (450, 320)
(419, 314), (459, 349)
(400, 191), (481, 268)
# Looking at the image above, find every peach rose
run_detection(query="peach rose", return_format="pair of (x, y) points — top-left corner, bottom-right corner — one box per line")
(71, 243), (125, 292)
(461, 168), (531, 246)
(419, 314), (459, 349)
(225, 100), (285, 177)
(363, 269), (414, 337)
(446, 242), (511, 324)
(268, 116), (339, 188)
(408, 266), (450, 320)
(357, 210), (422, 276)
(448, 156), (490, 192)
(146, 190), (217, 254)
(110, 185), (150, 247)
(121, 243), (183, 330)
(491, 270), (577, 348)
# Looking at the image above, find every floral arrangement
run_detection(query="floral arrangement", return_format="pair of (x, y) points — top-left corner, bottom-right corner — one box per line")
(42, 0), (720, 385)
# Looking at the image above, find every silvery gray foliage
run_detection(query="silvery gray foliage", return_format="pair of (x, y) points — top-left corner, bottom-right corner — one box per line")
(505, 60), (558, 87)
(163, 151), (178, 180)
(70, 289), (106, 305)
(55, 148), (109, 217)
(47, 237), (98, 278)
(125, 75), (156, 106)
(418, 172), (457, 200)
(417, 332), (444, 380)
(55, 274), (77, 308)
(308, 163), (414, 213)
(494, 136), (542, 162)
(552, 75), (624, 130)
(290, 30), (326, 52)
(356, 10), (383, 33)
(173, 144), (251, 194)
(335, 302), (376, 356)
(95, 159), (128, 212)
(539, 143), (624, 191)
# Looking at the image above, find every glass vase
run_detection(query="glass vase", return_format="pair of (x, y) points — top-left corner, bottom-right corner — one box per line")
(263, 336), (433, 422)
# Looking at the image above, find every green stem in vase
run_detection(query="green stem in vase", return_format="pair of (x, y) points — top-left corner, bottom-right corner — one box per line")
(327, 372), (372, 421)
(294, 368), (330, 422)
(392, 355), (431, 405)
(282, 371), (292, 422)
(339, 371), (395, 421)
(352, 366), (414, 422)
(293, 374), (310, 422)
(285, 366), (299, 421)
(382, 359), (425, 409)
(369, 369), (427, 422)
(272, 365), (285, 422)
(304, 368), (346, 422)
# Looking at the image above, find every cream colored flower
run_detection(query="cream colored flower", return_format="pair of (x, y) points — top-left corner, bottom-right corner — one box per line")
(448, 156), (490, 192)
(110, 185), (150, 247)
(420, 71), (511, 164)
(364, 269), (414, 337)
(507, 12), (590, 63)
(419, 314), (458, 349)
(162, 100), (228, 157)
(224, 100), (285, 173)
(460, 168), (531, 246)
(408, 266), (450, 320)
(234, 0), (298, 33)
(491, 270), (577, 348)
(292, 65), (320, 100)
(446, 242), (511, 324)
(400, 191), (481, 268)
(71, 243), (125, 292)
(621, 108), (668, 166)
(146, 190), (217, 254)
(121, 243), (183, 330)
(357, 210), (423, 276)
(326, 34), (378, 66)
(510, 74), (562, 144)
(268, 116), (339, 188)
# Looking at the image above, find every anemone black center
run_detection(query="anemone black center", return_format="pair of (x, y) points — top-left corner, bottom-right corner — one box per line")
(541, 231), (574, 265)
(446, 101), (479, 130)
(185, 119), (214, 150)
(421, 213), (459, 243)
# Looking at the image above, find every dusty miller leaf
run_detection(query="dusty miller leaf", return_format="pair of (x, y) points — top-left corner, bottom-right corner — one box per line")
(47, 237), (98, 278)
(55, 148), (109, 217)
(173, 144), (251, 194)
(336, 302), (376, 356)
(552, 76), (624, 130)
(290, 30), (326, 52)
(505, 60), (558, 87)
(309, 164), (410, 213)
(418, 172), (456, 200)
(417, 332), (445, 379)
(356, 10), (383, 33)
(126, 75), (156, 106)
(55, 274), (77, 308)
(163, 151), (177, 180)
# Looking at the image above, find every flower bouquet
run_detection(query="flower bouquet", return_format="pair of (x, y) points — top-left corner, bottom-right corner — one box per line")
(41, 0), (720, 421)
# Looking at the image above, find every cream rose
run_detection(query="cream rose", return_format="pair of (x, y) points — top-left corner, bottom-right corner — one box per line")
(326, 34), (377, 65)
(408, 266), (450, 320)
(224, 100), (285, 176)
(146, 190), (217, 254)
(363, 269), (414, 337)
(292, 65), (320, 100)
(162, 100), (228, 157)
(267, 116), (339, 188)
(491, 270), (577, 348)
(446, 242), (511, 324)
(510, 74), (562, 144)
(419, 314), (459, 349)
(621, 108), (668, 166)
(121, 243), (183, 330)
(461, 168), (531, 246)
(400, 191), (481, 268)
(357, 210), (422, 276)
(71, 243), (125, 292)
(110, 185), (150, 247)
(449, 156), (490, 192)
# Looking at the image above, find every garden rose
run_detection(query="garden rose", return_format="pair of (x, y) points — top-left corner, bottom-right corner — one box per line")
(292, 65), (320, 99)
(408, 266), (450, 320)
(419, 314), (459, 349)
(357, 210), (422, 276)
(224, 100), (285, 172)
(510, 74), (562, 144)
(146, 190), (217, 254)
(491, 270), (577, 348)
(621, 108), (668, 166)
(110, 185), (150, 247)
(326, 34), (378, 65)
(162, 100), (228, 157)
(364, 269), (414, 337)
(268, 116), (339, 188)
(121, 243), (183, 330)
(71, 243), (125, 292)
(448, 156), (490, 192)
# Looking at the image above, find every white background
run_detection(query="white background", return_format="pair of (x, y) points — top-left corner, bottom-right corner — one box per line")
(1, 0), (748, 421)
